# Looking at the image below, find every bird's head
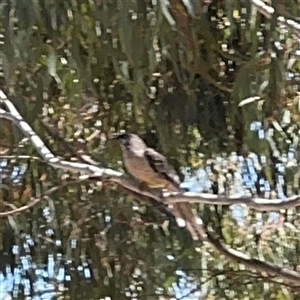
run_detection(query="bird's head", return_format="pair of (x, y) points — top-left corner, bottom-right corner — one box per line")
(114, 133), (131, 144)
(110, 133), (147, 153)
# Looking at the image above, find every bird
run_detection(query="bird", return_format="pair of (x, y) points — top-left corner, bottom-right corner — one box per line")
(112, 133), (205, 240)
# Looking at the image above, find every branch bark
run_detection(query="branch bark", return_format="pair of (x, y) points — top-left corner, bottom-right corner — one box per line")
(165, 193), (300, 211)
(251, 0), (300, 35)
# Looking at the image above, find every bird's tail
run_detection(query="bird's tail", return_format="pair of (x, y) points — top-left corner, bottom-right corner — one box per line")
(164, 185), (206, 240)
(173, 203), (207, 241)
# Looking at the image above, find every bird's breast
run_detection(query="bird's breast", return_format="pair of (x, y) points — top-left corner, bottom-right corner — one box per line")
(124, 154), (165, 187)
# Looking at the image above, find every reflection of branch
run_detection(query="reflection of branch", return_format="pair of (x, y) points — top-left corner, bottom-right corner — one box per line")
(206, 232), (300, 286)
(0, 180), (81, 216)
(1, 90), (300, 286)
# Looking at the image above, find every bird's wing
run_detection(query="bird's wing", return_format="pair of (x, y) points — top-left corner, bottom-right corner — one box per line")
(144, 147), (180, 189)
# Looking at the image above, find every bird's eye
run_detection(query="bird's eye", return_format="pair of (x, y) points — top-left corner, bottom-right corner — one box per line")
(118, 134), (127, 141)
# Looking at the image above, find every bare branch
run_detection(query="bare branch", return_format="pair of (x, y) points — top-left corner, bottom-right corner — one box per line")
(0, 180), (82, 217)
(1, 91), (299, 211)
(206, 232), (300, 286)
(165, 193), (300, 211)
(0, 91), (165, 199)
(251, 0), (300, 35)
(1, 89), (300, 286)
(0, 155), (43, 161)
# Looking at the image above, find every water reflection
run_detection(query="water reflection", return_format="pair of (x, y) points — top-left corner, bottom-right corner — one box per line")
(0, 151), (294, 299)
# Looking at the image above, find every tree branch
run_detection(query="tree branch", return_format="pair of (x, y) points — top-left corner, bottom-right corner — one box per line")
(1, 89), (300, 286)
(251, 0), (300, 35)
(206, 232), (300, 286)
(165, 193), (300, 211)
(0, 180), (82, 216)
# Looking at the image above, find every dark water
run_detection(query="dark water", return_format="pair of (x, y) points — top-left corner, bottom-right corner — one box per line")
(0, 146), (294, 299)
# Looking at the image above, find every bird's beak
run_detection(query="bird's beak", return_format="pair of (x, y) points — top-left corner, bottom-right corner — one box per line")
(107, 133), (119, 141)
(107, 135), (118, 141)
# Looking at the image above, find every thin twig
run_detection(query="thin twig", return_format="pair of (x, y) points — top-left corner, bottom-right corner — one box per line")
(1, 89), (300, 286)
(0, 180), (83, 217)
